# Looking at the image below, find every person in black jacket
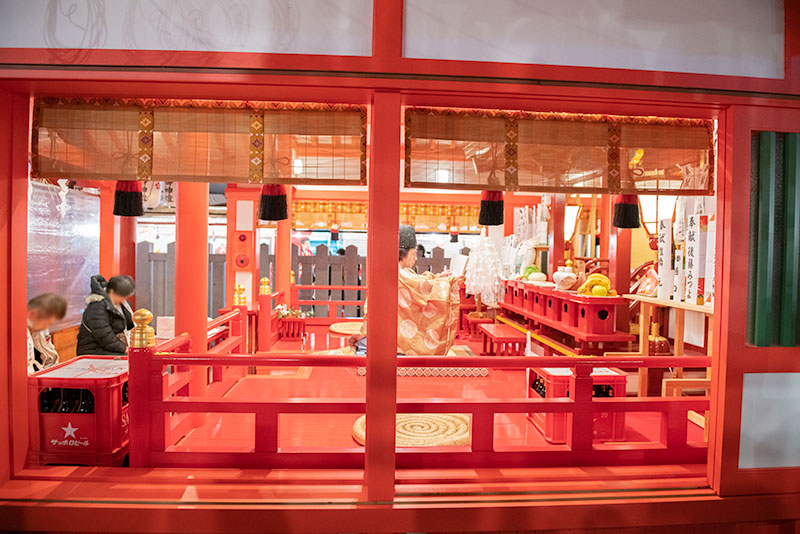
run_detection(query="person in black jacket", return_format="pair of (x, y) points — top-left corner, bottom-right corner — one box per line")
(76, 275), (135, 356)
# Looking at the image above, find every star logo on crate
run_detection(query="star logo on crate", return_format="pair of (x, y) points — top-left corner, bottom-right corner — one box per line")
(62, 422), (78, 439)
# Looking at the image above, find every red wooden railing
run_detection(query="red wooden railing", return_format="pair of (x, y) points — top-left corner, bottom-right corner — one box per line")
(257, 289), (285, 351)
(129, 350), (711, 470)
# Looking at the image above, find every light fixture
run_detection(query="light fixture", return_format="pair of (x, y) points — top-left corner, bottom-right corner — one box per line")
(293, 158), (303, 176)
(436, 169), (450, 183)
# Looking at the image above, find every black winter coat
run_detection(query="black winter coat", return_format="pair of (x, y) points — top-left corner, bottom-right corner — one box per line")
(76, 275), (134, 356)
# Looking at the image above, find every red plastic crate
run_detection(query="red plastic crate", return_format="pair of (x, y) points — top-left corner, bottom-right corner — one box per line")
(527, 366), (627, 444)
(28, 356), (129, 466)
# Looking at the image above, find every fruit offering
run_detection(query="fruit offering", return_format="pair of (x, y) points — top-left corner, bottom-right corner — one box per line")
(522, 264), (541, 278)
(577, 273), (613, 296)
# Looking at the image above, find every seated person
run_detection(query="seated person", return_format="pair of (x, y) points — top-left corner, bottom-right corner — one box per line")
(350, 225), (462, 356)
(76, 275), (135, 356)
(27, 293), (67, 373)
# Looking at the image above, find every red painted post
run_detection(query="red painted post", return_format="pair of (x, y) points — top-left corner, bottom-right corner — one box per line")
(128, 310), (156, 467)
(609, 227), (632, 330)
(99, 182), (120, 280)
(275, 187), (293, 307)
(365, 90), (402, 501)
(549, 194), (566, 275)
(567, 364), (594, 451)
(175, 181), (209, 430)
(257, 292), (270, 352)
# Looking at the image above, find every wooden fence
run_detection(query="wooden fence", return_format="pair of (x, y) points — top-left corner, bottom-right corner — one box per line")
(137, 241), (470, 323)
(135, 242), (226, 330)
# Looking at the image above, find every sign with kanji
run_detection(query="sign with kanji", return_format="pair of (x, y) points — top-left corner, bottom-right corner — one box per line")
(657, 218), (673, 301)
(673, 247), (685, 302)
(685, 214), (708, 304)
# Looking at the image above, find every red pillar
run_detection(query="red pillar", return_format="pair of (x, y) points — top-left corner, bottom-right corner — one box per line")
(0, 91), (31, 478)
(119, 217), (137, 306)
(175, 182), (209, 353)
(365, 90), (401, 501)
(225, 185), (261, 309)
(599, 194), (611, 259)
(275, 186), (293, 306)
(99, 183), (120, 280)
(609, 227), (632, 330)
(503, 191), (514, 236)
(548, 194), (566, 275)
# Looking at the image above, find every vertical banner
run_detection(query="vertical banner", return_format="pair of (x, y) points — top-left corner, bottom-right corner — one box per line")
(705, 214), (716, 306)
(686, 214), (708, 305)
(137, 110), (154, 180)
(657, 218), (673, 301)
(673, 246), (685, 302)
(249, 111), (265, 182)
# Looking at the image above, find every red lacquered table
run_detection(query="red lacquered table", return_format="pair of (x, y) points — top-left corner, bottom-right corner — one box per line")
(478, 323), (527, 356)
(465, 315), (493, 341)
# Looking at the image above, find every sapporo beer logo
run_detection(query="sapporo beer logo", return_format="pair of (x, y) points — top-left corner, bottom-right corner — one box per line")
(51, 421), (90, 447)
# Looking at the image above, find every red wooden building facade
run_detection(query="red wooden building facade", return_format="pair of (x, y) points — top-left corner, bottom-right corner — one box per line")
(1, 1), (800, 532)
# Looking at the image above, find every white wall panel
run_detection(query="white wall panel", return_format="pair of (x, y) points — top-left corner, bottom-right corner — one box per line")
(0, 0), (372, 56)
(739, 373), (800, 469)
(404, 0), (784, 79)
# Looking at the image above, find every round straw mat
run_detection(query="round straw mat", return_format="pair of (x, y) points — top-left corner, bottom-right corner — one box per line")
(352, 414), (471, 447)
(329, 322), (364, 336)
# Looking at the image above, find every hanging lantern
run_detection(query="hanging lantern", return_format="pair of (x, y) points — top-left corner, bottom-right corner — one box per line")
(259, 184), (288, 221)
(113, 180), (144, 217)
(450, 225), (459, 243)
(612, 195), (640, 228)
(478, 190), (504, 226)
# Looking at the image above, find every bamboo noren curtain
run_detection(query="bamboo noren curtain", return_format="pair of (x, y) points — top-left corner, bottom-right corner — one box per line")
(405, 107), (715, 195)
(32, 98), (367, 185)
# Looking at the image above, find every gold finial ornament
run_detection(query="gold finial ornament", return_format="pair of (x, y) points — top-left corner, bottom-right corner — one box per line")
(259, 277), (271, 295)
(130, 308), (155, 348)
(290, 270), (296, 284)
(233, 284), (247, 306)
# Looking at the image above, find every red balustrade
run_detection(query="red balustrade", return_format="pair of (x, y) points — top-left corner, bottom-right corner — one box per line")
(128, 346), (710, 470)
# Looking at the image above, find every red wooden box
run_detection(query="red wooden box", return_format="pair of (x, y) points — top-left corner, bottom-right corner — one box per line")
(543, 288), (562, 322)
(28, 356), (129, 466)
(531, 286), (547, 317)
(527, 366), (627, 444)
(459, 285), (476, 306)
(575, 294), (622, 335)
(503, 281), (516, 306)
(511, 281), (525, 308)
(560, 294), (580, 328)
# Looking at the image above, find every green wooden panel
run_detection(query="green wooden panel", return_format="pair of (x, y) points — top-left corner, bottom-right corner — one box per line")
(781, 133), (800, 346)
(753, 132), (777, 346)
(746, 134), (760, 345)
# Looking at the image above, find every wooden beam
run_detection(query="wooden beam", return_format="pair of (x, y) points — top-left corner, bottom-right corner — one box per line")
(364, 90), (402, 501)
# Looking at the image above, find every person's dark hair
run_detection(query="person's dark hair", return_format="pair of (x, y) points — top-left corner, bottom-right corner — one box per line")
(416, 244), (425, 257)
(107, 275), (136, 297)
(399, 248), (410, 261)
(28, 293), (67, 320)
(337, 248), (346, 256)
(301, 238), (310, 245)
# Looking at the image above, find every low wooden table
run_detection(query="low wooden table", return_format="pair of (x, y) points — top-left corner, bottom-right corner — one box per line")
(465, 315), (493, 341)
(478, 323), (527, 356)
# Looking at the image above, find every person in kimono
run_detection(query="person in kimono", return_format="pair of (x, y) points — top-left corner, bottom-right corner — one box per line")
(350, 226), (462, 355)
